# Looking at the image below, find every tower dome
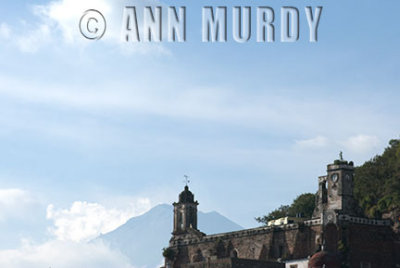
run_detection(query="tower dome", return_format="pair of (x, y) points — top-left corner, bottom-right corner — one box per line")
(179, 186), (195, 203)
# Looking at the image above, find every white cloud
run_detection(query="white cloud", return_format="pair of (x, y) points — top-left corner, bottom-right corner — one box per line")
(37, 0), (112, 43)
(0, 189), (30, 206)
(40, 0), (169, 52)
(1, 0), (169, 54)
(0, 72), (396, 154)
(0, 240), (135, 268)
(341, 134), (381, 154)
(0, 190), (152, 267)
(295, 136), (328, 149)
(15, 24), (51, 53)
(10, 0), (111, 52)
(0, 23), (11, 39)
(47, 198), (151, 242)
(0, 189), (39, 221)
(0, 75), (348, 130)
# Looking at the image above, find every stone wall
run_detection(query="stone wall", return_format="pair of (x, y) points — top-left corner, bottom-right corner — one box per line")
(169, 222), (322, 267)
(344, 223), (395, 268)
(181, 258), (284, 268)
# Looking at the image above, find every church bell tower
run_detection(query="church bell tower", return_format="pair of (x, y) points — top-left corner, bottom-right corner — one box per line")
(326, 159), (355, 215)
(173, 185), (199, 234)
(313, 155), (358, 224)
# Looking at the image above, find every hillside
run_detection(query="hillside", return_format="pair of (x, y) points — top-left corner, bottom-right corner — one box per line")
(354, 139), (400, 224)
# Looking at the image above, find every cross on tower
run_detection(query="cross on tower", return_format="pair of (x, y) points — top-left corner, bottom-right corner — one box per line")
(183, 175), (190, 186)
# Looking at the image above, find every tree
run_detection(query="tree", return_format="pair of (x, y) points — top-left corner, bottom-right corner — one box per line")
(255, 205), (290, 224)
(256, 193), (315, 225)
(288, 193), (315, 218)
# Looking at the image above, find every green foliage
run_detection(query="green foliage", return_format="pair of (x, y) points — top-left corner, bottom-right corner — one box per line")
(354, 138), (400, 219)
(162, 247), (176, 260)
(256, 193), (315, 225)
(288, 193), (315, 218)
(334, 159), (349, 165)
(337, 240), (346, 252)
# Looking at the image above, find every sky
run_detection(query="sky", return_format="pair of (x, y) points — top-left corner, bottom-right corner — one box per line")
(0, 0), (399, 267)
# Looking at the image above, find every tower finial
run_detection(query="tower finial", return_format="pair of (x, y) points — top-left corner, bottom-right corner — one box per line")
(183, 175), (190, 187)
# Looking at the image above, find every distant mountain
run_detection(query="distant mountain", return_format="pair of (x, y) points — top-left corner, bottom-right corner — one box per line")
(95, 204), (243, 268)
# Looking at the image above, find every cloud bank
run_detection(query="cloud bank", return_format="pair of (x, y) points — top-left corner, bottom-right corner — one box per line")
(0, 240), (136, 268)
(47, 198), (151, 242)
(0, 188), (153, 267)
(0, 0), (169, 54)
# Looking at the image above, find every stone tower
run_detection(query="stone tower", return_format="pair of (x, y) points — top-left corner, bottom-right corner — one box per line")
(313, 159), (358, 224)
(173, 186), (199, 234)
(326, 160), (355, 214)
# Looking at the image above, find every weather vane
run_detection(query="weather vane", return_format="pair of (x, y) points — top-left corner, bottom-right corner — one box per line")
(183, 175), (190, 186)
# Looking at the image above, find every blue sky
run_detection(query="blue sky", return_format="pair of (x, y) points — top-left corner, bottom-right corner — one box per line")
(0, 0), (399, 266)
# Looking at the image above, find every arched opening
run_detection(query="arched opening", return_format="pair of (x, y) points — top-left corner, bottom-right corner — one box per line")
(230, 249), (238, 258)
(322, 180), (328, 203)
(259, 245), (268, 260)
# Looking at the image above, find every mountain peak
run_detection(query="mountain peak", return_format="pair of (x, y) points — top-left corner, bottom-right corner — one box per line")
(96, 203), (242, 268)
